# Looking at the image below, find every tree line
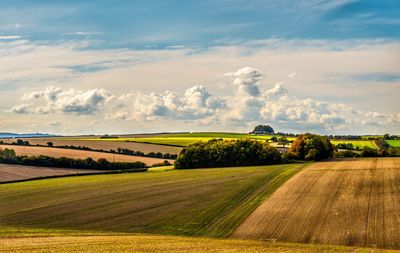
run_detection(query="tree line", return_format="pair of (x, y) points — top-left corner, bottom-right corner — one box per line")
(0, 139), (177, 159)
(0, 148), (147, 171)
(174, 134), (336, 169)
(175, 133), (400, 169)
(174, 139), (282, 169)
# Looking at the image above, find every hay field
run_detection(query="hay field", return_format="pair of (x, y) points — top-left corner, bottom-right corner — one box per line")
(386, 140), (400, 148)
(0, 164), (304, 237)
(0, 164), (105, 183)
(6, 138), (181, 154)
(0, 234), (394, 253)
(233, 158), (400, 249)
(330, 140), (377, 149)
(0, 145), (173, 166)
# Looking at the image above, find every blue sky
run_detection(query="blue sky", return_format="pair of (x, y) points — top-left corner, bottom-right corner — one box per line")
(2, 0), (400, 48)
(0, 0), (399, 134)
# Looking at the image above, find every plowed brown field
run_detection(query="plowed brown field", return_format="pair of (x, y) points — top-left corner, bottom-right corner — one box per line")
(233, 158), (400, 249)
(0, 145), (174, 166)
(2, 138), (181, 154)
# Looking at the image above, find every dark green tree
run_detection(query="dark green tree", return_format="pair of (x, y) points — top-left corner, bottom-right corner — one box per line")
(175, 139), (281, 169)
(251, 125), (274, 134)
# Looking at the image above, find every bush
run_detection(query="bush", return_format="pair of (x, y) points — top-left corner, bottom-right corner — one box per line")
(289, 133), (334, 161)
(174, 139), (281, 169)
(281, 151), (298, 162)
(361, 147), (379, 157)
(152, 160), (172, 167)
(387, 147), (400, 157)
(335, 150), (360, 158)
(335, 143), (354, 150)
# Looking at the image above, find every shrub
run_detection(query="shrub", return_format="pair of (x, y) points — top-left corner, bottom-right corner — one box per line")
(289, 133), (334, 161)
(152, 160), (172, 167)
(281, 151), (298, 162)
(387, 147), (400, 156)
(361, 147), (379, 157)
(335, 143), (354, 150)
(335, 150), (360, 158)
(174, 139), (281, 169)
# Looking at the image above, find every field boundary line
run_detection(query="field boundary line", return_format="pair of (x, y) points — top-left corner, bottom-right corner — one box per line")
(0, 169), (147, 185)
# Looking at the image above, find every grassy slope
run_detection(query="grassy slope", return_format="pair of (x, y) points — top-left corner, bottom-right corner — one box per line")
(1, 234), (395, 253)
(386, 140), (400, 148)
(0, 163), (305, 238)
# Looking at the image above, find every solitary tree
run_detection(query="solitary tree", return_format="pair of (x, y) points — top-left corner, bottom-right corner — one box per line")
(47, 142), (53, 147)
(277, 137), (290, 148)
(270, 136), (278, 142)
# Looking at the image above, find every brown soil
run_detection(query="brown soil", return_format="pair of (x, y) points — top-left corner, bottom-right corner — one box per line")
(0, 145), (174, 166)
(2, 138), (181, 154)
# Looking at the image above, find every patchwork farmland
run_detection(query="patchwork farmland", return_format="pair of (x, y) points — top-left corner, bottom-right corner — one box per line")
(233, 158), (400, 249)
(0, 145), (173, 166)
(0, 158), (399, 251)
(4, 138), (182, 154)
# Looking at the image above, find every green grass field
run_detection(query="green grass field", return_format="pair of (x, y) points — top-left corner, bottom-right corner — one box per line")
(1, 234), (393, 253)
(386, 140), (400, 148)
(73, 132), (296, 147)
(330, 140), (377, 149)
(0, 163), (305, 238)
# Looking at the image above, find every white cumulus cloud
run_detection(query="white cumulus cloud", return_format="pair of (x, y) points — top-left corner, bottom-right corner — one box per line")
(11, 67), (398, 134)
(19, 87), (112, 115)
(10, 103), (32, 114)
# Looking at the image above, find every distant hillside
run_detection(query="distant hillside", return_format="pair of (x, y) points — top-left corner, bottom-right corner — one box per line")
(0, 132), (55, 139)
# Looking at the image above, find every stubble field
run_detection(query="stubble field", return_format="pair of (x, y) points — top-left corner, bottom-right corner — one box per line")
(233, 158), (400, 249)
(1, 234), (395, 253)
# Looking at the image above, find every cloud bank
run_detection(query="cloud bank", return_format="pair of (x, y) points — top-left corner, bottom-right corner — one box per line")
(12, 67), (399, 133)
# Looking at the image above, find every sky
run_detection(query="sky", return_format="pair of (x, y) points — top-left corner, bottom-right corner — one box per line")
(0, 0), (399, 135)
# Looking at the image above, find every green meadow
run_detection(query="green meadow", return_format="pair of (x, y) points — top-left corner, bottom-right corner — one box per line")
(0, 163), (305, 238)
